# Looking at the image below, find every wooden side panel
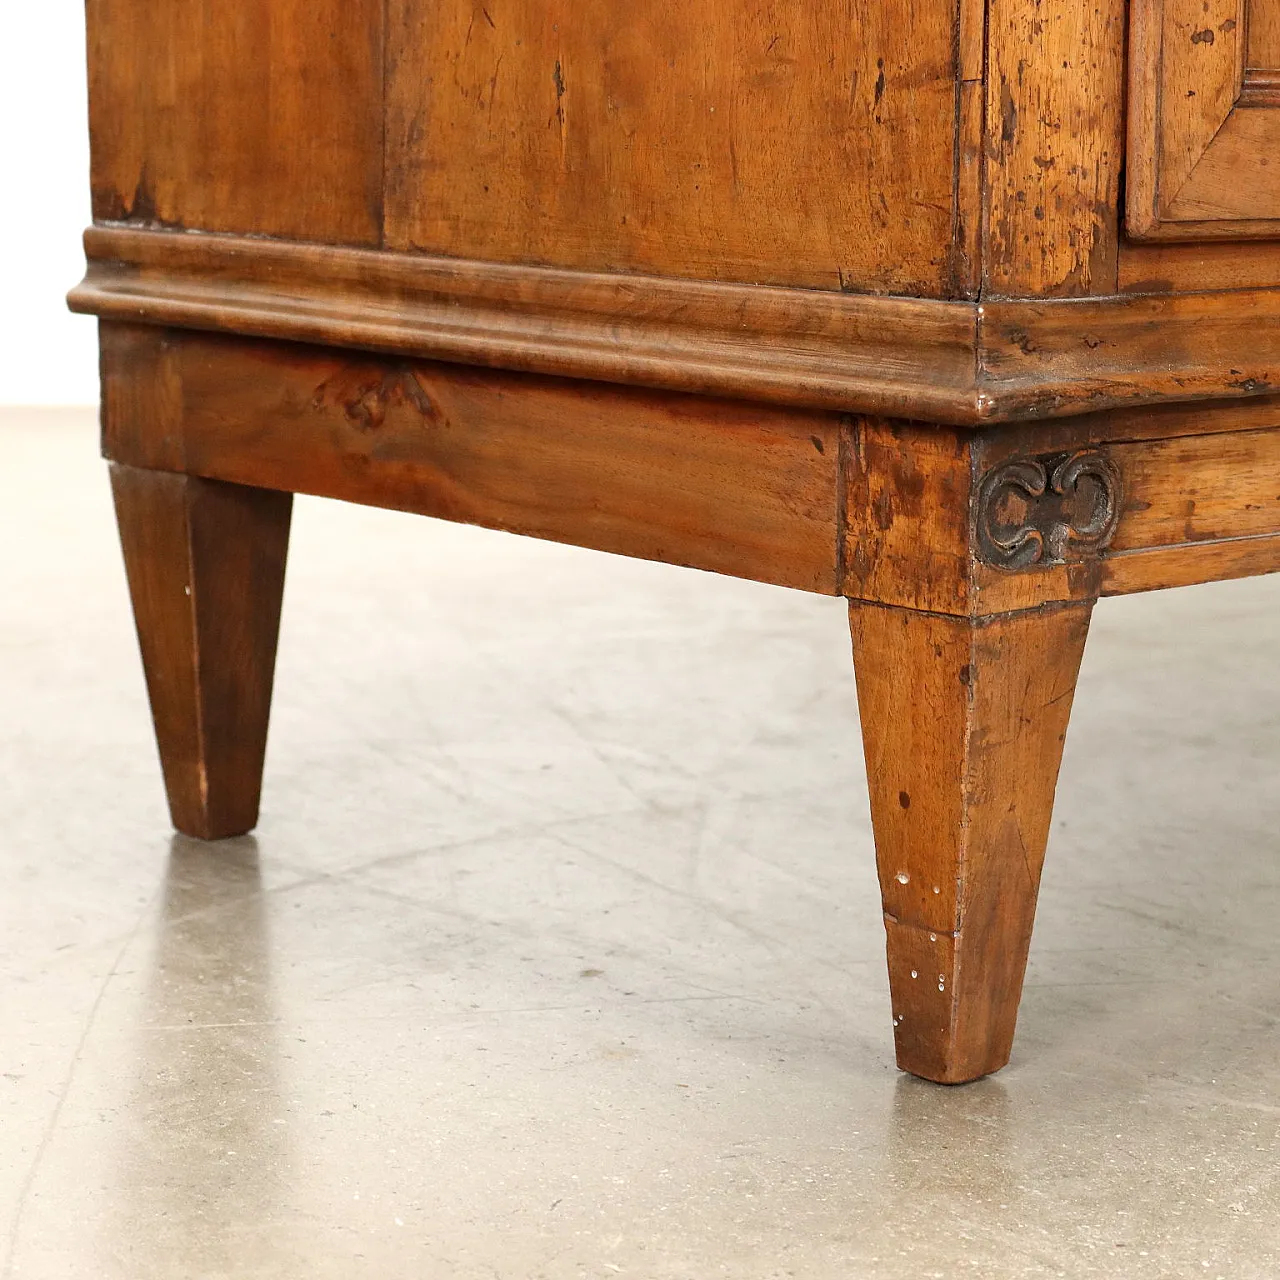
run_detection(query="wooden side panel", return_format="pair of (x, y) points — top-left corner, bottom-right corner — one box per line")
(1111, 426), (1280, 549)
(384, 0), (960, 296)
(97, 321), (184, 471)
(99, 326), (842, 595)
(86, 0), (384, 244)
(954, 82), (986, 301)
(984, 0), (1127, 296)
(1103, 537), (1280, 593)
(1118, 241), (1280, 293)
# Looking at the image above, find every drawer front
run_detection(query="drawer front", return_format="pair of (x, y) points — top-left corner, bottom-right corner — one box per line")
(1128, 0), (1280, 239)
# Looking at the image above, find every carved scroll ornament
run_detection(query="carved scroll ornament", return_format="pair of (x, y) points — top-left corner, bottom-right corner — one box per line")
(977, 450), (1121, 570)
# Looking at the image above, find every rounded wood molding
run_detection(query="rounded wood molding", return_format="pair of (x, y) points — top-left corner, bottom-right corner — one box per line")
(71, 225), (1280, 426)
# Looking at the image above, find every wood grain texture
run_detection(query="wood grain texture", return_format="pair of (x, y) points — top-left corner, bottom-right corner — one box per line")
(73, 227), (978, 423)
(953, 0), (986, 301)
(951, 0), (986, 299)
(988, 391), (1280, 450)
(843, 420), (977, 614)
(1127, 0), (1280, 239)
(1166, 108), (1280, 220)
(984, 0), (1126, 296)
(953, 80), (985, 301)
(1102, 535), (1280, 593)
(1118, 240), (1280, 293)
(844, 412), (1280, 616)
(383, 0), (960, 296)
(1110, 426), (1280, 550)
(1249, 0), (1280, 66)
(69, 227), (1280, 425)
(850, 600), (1093, 1083)
(99, 325), (842, 595)
(842, 419), (1094, 617)
(1156, 0), (1243, 204)
(978, 289), (1280, 421)
(86, 0), (384, 244)
(1125, 0), (1230, 238)
(110, 464), (292, 840)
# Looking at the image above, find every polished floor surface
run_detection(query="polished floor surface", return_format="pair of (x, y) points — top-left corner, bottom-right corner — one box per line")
(3, 408), (1279, 1279)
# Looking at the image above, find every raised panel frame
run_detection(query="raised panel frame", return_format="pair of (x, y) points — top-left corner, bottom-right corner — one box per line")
(1128, 0), (1280, 240)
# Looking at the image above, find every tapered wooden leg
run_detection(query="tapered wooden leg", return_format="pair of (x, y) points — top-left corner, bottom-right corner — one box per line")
(110, 464), (293, 841)
(849, 599), (1093, 1084)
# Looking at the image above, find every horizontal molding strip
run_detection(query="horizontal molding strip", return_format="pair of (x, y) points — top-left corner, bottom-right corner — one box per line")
(70, 226), (1280, 425)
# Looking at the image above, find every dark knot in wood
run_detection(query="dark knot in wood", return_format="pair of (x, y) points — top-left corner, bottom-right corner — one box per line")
(977, 450), (1121, 570)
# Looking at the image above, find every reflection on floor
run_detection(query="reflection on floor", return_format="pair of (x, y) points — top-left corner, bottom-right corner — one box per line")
(2, 408), (1279, 1279)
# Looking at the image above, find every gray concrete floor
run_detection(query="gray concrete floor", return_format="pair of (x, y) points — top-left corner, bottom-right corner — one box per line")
(2, 407), (1279, 1279)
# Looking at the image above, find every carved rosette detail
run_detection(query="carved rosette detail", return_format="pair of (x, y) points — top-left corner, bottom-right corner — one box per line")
(976, 450), (1122, 570)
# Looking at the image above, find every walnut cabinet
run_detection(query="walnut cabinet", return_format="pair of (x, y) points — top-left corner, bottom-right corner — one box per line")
(72, 0), (1280, 1083)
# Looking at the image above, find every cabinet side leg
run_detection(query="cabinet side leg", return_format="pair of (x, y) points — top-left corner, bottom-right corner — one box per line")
(110, 464), (293, 840)
(849, 599), (1092, 1083)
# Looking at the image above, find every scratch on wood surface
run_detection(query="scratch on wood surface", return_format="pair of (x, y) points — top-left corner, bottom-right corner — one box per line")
(552, 56), (568, 168)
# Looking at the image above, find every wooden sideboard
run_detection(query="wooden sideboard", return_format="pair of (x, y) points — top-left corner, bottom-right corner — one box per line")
(71, 0), (1280, 1083)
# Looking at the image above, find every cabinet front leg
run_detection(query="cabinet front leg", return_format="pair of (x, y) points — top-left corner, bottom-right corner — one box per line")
(111, 464), (293, 841)
(849, 600), (1092, 1084)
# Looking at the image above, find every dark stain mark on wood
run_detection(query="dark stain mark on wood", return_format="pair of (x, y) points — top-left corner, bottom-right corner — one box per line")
(96, 167), (186, 230)
(1000, 81), (1018, 147)
(313, 365), (441, 432)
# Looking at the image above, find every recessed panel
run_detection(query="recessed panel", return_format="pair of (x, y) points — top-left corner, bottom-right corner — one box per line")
(87, 0), (385, 245)
(384, 0), (959, 295)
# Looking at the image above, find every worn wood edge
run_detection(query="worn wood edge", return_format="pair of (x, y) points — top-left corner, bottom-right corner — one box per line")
(976, 292), (1280, 419)
(70, 226), (1280, 424)
(1237, 69), (1280, 108)
(1100, 533), (1280, 594)
(847, 535), (1280, 617)
(1120, 214), (1280, 242)
(1117, 240), (1280, 294)
(70, 226), (980, 424)
(1123, 0), (1162, 241)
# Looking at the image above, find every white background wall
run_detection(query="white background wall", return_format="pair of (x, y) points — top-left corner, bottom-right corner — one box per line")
(1, 3), (99, 405)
